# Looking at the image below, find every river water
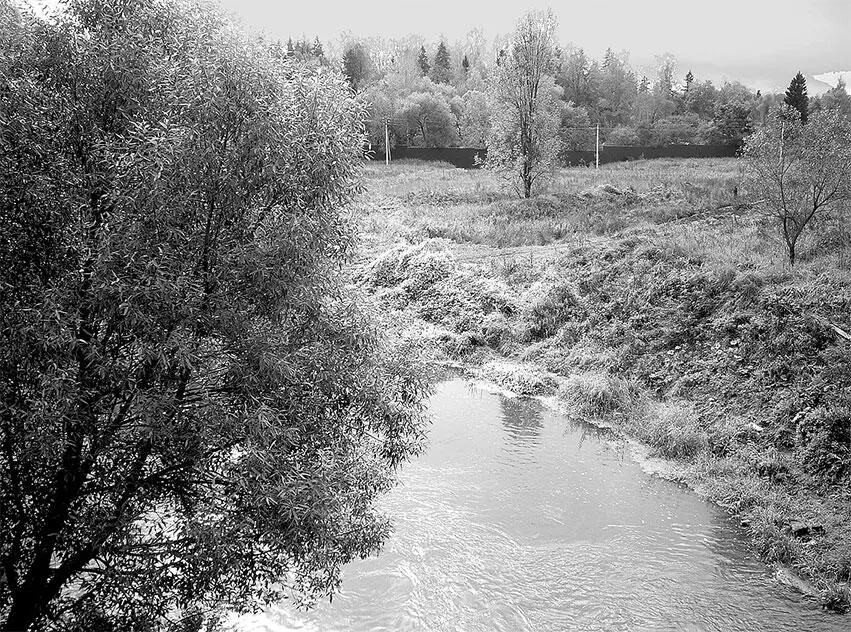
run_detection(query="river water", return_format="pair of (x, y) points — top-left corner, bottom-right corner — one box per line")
(237, 379), (846, 631)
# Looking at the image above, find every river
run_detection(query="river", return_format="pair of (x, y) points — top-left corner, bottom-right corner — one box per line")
(235, 379), (846, 631)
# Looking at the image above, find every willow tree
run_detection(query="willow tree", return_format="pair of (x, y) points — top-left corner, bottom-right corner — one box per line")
(486, 10), (562, 197)
(744, 107), (851, 264)
(0, 1), (428, 630)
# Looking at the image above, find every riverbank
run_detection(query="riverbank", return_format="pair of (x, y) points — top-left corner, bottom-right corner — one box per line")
(351, 158), (851, 611)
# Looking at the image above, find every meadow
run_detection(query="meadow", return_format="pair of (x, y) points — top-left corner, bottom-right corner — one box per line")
(353, 157), (851, 610)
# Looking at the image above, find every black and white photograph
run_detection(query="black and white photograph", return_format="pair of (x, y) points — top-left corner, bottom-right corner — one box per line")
(1, 0), (850, 630)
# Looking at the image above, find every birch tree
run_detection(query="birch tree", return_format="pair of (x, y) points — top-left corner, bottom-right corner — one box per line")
(486, 10), (562, 197)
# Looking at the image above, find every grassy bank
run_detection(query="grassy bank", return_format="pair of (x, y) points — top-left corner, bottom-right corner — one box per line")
(351, 158), (851, 611)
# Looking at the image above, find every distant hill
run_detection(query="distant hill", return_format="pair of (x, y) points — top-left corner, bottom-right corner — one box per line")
(813, 70), (851, 90)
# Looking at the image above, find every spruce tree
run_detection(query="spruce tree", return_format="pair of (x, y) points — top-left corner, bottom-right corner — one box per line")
(312, 36), (327, 65)
(431, 41), (451, 84)
(784, 71), (809, 123)
(417, 45), (430, 77)
(462, 54), (470, 76)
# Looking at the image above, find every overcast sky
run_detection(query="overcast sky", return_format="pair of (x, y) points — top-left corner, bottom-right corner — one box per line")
(219, 0), (850, 93)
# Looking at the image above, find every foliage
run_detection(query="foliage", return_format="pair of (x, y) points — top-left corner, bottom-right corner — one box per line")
(710, 101), (753, 147)
(652, 114), (701, 145)
(821, 78), (851, 119)
(459, 90), (491, 147)
(784, 72), (809, 124)
(430, 41), (452, 84)
(605, 125), (641, 146)
(284, 35), (328, 66)
(559, 102), (594, 151)
(485, 10), (562, 197)
(559, 372), (640, 417)
(557, 46), (598, 111)
(342, 42), (372, 92)
(521, 279), (584, 339)
(417, 45), (430, 77)
(744, 108), (851, 264)
(597, 48), (638, 128)
(397, 90), (458, 147)
(0, 1), (428, 630)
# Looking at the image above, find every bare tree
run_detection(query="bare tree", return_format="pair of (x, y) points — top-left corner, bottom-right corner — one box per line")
(486, 10), (562, 197)
(744, 107), (851, 264)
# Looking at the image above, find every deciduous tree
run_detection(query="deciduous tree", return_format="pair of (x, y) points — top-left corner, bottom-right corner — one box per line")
(342, 41), (372, 92)
(710, 101), (753, 147)
(821, 78), (851, 118)
(486, 10), (562, 197)
(398, 90), (457, 147)
(460, 90), (492, 147)
(744, 108), (851, 264)
(0, 1), (428, 629)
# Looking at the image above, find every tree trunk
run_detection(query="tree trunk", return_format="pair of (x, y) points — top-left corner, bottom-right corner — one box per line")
(4, 588), (45, 632)
(788, 241), (796, 265)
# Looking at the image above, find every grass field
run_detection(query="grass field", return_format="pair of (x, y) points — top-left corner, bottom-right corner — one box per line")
(353, 157), (851, 611)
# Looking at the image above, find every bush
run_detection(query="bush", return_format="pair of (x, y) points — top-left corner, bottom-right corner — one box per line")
(480, 361), (555, 396)
(798, 404), (851, 481)
(559, 371), (640, 417)
(638, 402), (709, 459)
(480, 311), (512, 348)
(521, 278), (584, 339)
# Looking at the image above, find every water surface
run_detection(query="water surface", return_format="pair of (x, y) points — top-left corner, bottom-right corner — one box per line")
(238, 379), (844, 631)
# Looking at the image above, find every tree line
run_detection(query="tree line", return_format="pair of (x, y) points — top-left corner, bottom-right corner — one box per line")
(271, 25), (848, 153)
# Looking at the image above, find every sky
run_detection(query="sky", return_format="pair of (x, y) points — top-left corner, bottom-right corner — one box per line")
(218, 0), (850, 94)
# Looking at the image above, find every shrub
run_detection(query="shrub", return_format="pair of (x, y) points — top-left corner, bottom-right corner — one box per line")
(480, 311), (512, 348)
(521, 278), (584, 339)
(638, 402), (710, 459)
(480, 361), (555, 396)
(559, 371), (641, 417)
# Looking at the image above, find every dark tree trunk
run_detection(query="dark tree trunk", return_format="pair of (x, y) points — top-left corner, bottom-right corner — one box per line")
(4, 589), (44, 632)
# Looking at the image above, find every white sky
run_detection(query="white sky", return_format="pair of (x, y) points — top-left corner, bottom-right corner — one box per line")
(219, 0), (850, 93)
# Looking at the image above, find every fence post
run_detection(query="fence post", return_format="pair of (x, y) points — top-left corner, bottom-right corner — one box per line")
(595, 124), (600, 170)
(385, 121), (390, 165)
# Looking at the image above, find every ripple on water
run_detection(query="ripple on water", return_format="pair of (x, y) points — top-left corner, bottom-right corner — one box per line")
(232, 380), (846, 632)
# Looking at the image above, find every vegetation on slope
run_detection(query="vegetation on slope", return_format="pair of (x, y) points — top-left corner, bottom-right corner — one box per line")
(354, 158), (851, 611)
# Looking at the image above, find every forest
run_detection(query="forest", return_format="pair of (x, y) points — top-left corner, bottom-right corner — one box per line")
(280, 31), (851, 152)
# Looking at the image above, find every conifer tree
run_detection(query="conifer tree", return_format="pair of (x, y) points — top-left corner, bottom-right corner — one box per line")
(417, 45), (430, 77)
(431, 41), (451, 84)
(312, 36), (327, 65)
(785, 71), (809, 123)
(462, 54), (470, 76)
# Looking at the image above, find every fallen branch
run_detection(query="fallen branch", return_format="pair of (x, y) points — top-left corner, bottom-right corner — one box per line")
(829, 322), (851, 342)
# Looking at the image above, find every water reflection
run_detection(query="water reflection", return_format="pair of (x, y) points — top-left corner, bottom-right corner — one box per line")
(234, 379), (846, 632)
(500, 396), (542, 445)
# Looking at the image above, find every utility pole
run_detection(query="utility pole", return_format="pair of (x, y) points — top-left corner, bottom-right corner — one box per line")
(385, 120), (390, 165)
(595, 124), (600, 170)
